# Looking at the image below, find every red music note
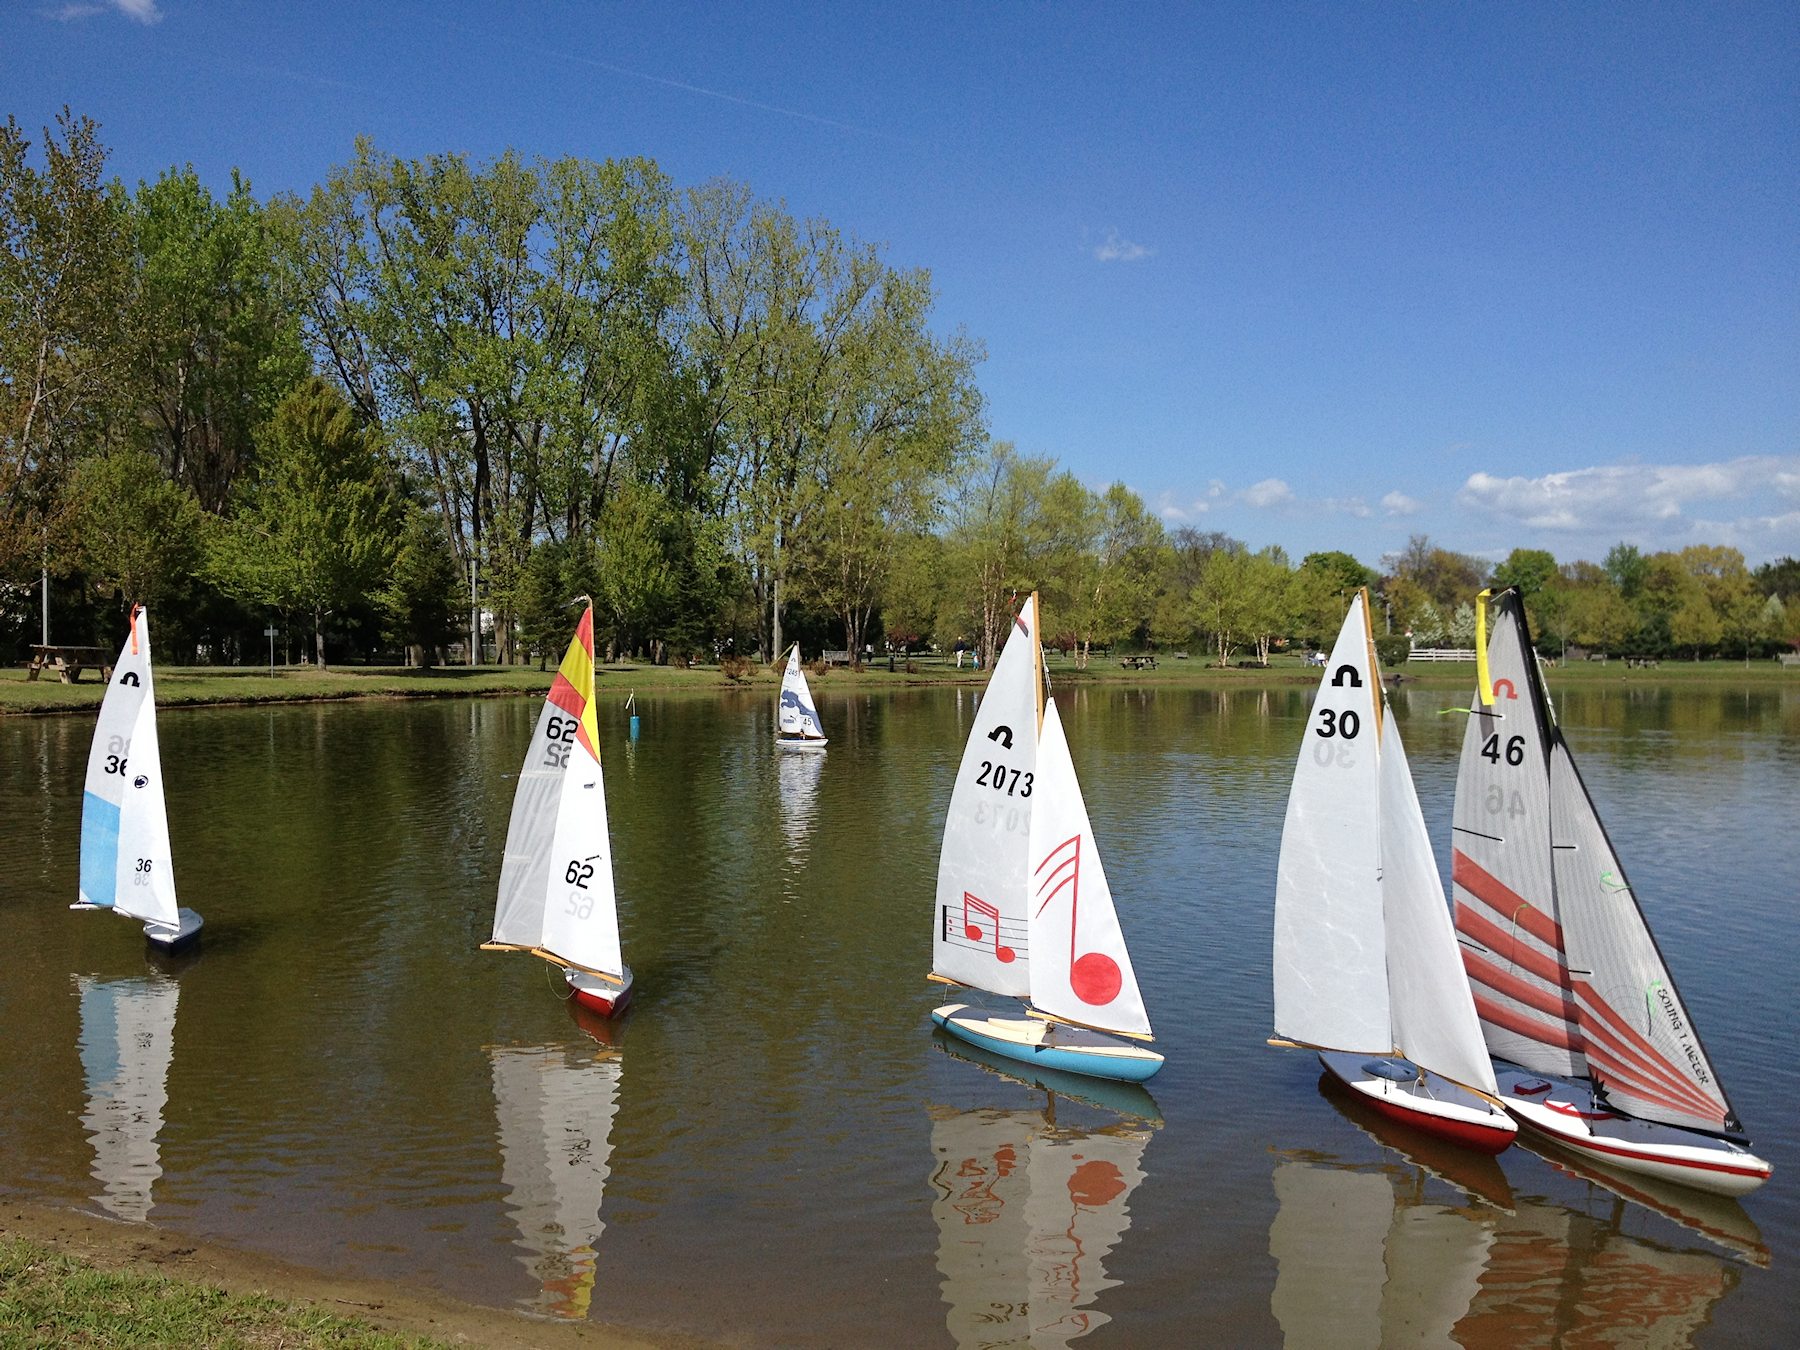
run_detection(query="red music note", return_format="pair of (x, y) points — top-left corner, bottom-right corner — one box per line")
(962, 893), (1016, 963)
(1034, 834), (1122, 1006)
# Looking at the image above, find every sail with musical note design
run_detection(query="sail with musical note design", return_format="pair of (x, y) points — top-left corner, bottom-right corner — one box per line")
(485, 603), (633, 1016)
(932, 593), (1042, 996)
(1025, 699), (1150, 1040)
(932, 595), (1162, 1082)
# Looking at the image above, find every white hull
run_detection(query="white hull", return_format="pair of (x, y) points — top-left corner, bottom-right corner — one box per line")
(775, 735), (828, 752)
(142, 907), (202, 950)
(1495, 1066), (1771, 1198)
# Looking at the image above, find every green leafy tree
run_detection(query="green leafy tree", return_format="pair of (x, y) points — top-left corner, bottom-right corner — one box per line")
(1604, 542), (1647, 598)
(213, 378), (398, 669)
(1491, 547), (1558, 599)
(379, 500), (462, 666)
(0, 109), (135, 574)
(69, 444), (203, 612)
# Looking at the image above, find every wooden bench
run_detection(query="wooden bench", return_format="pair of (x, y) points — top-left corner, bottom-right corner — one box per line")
(27, 645), (113, 684)
(822, 649), (852, 667)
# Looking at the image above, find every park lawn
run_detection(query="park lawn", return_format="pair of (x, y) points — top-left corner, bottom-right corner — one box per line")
(0, 1234), (445, 1349)
(2, 651), (1792, 716)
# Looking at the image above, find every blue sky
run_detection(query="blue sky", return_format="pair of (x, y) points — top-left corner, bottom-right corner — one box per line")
(7, 1), (1797, 568)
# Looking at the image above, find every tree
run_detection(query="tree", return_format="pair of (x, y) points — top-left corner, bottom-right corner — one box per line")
(212, 378), (398, 669)
(0, 109), (135, 574)
(379, 499), (462, 666)
(1604, 542), (1647, 598)
(69, 444), (203, 611)
(1491, 547), (1558, 599)
(940, 444), (1060, 666)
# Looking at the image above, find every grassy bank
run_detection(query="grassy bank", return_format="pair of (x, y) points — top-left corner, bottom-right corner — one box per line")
(0, 1234), (443, 1348)
(3, 650), (1793, 716)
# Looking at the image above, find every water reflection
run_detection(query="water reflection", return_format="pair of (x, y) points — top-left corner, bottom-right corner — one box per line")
(775, 748), (823, 858)
(928, 1085), (1152, 1346)
(74, 973), (179, 1222)
(1269, 1142), (1746, 1348)
(489, 1033), (622, 1318)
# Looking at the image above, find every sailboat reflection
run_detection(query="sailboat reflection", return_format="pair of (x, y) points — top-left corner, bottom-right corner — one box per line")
(1316, 1070), (1514, 1211)
(928, 1054), (1155, 1346)
(1269, 1146), (1746, 1347)
(74, 973), (180, 1222)
(776, 746), (824, 856)
(489, 1038), (623, 1318)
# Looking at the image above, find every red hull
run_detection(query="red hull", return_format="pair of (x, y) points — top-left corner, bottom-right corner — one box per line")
(1361, 1086), (1516, 1156)
(570, 983), (631, 1019)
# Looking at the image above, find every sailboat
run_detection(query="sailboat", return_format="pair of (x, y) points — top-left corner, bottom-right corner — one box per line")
(1272, 590), (1516, 1153)
(484, 602), (633, 1017)
(775, 644), (828, 750)
(73, 606), (202, 949)
(1451, 587), (1770, 1196)
(930, 593), (1162, 1083)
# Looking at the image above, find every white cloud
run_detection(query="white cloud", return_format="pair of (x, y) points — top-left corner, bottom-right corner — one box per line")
(1322, 496), (1372, 519)
(1239, 478), (1293, 509)
(48, 0), (162, 21)
(1381, 491), (1422, 516)
(1094, 228), (1151, 263)
(1458, 455), (1800, 554)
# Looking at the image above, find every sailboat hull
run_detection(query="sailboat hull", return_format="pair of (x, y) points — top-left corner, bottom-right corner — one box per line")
(1493, 1065), (1771, 1197)
(931, 1004), (1163, 1083)
(566, 966), (633, 1019)
(775, 735), (828, 752)
(1318, 1052), (1515, 1155)
(142, 908), (202, 951)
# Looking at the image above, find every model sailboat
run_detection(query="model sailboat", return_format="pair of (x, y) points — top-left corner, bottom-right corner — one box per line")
(776, 644), (828, 750)
(74, 606), (201, 949)
(1451, 587), (1770, 1195)
(930, 593), (1162, 1083)
(1272, 591), (1516, 1152)
(485, 602), (633, 1017)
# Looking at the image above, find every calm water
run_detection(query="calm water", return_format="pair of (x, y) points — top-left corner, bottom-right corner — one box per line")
(2, 682), (1797, 1346)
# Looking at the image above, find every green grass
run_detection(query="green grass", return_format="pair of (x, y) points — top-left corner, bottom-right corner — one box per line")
(0, 1236), (447, 1349)
(3, 649), (1792, 716)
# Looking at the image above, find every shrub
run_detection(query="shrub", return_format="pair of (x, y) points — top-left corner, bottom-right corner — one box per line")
(1374, 635), (1410, 667)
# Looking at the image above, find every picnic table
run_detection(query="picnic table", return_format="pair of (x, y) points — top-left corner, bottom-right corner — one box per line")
(1119, 655), (1158, 671)
(27, 645), (113, 684)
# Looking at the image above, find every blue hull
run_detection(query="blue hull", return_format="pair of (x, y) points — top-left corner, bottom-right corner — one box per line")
(931, 1008), (1164, 1084)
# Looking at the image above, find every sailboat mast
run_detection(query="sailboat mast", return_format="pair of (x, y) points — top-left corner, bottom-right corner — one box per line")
(1029, 591), (1044, 736)
(1358, 587), (1384, 742)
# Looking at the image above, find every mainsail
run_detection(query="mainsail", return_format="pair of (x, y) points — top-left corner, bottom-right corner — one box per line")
(1272, 592), (1387, 1053)
(78, 607), (178, 928)
(777, 646), (826, 739)
(1451, 595), (1584, 1078)
(491, 605), (623, 982)
(933, 594), (1042, 995)
(1026, 698), (1151, 1040)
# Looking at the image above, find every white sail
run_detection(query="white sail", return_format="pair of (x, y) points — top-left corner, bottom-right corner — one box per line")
(933, 594), (1041, 995)
(1451, 594), (1585, 1078)
(491, 1044), (622, 1318)
(1378, 715), (1499, 1095)
(1272, 593), (1386, 1052)
(1549, 741), (1740, 1137)
(79, 607), (156, 912)
(491, 606), (623, 981)
(111, 691), (179, 927)
(1026, 699), (1150, 1039)
(777, 646), (826, 739)
(75, 974), (179, 1223)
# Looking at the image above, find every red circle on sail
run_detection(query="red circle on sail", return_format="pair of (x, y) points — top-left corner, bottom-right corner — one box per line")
(1071, 953), (1122, 1005)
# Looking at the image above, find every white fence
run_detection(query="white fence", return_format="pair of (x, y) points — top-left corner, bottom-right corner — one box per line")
(1407, 648), (1477, 662)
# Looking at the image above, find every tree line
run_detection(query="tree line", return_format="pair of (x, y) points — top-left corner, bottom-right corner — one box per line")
(3, 111), (1796, 671)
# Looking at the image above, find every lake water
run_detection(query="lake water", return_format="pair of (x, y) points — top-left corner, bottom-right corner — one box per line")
(2, 682), (1796, 1346)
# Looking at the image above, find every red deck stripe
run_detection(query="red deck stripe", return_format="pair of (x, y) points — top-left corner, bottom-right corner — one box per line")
(1462, 949), (1580, 1023)
(1470, 991), (1584, 1053)
(1453, 849), (1564, 949)
(1455, 906), (1571, 990)
(1521, 1124), (1766, 1180)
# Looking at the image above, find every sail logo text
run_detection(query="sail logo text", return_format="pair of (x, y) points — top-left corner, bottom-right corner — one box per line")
(1655, 985), (1712, 1086)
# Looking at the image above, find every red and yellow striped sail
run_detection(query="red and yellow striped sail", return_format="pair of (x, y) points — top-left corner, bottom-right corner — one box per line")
(546, 606), (600, 761)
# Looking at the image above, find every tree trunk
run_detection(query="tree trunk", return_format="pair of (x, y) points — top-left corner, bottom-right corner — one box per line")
(314, 607), (329, 672)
